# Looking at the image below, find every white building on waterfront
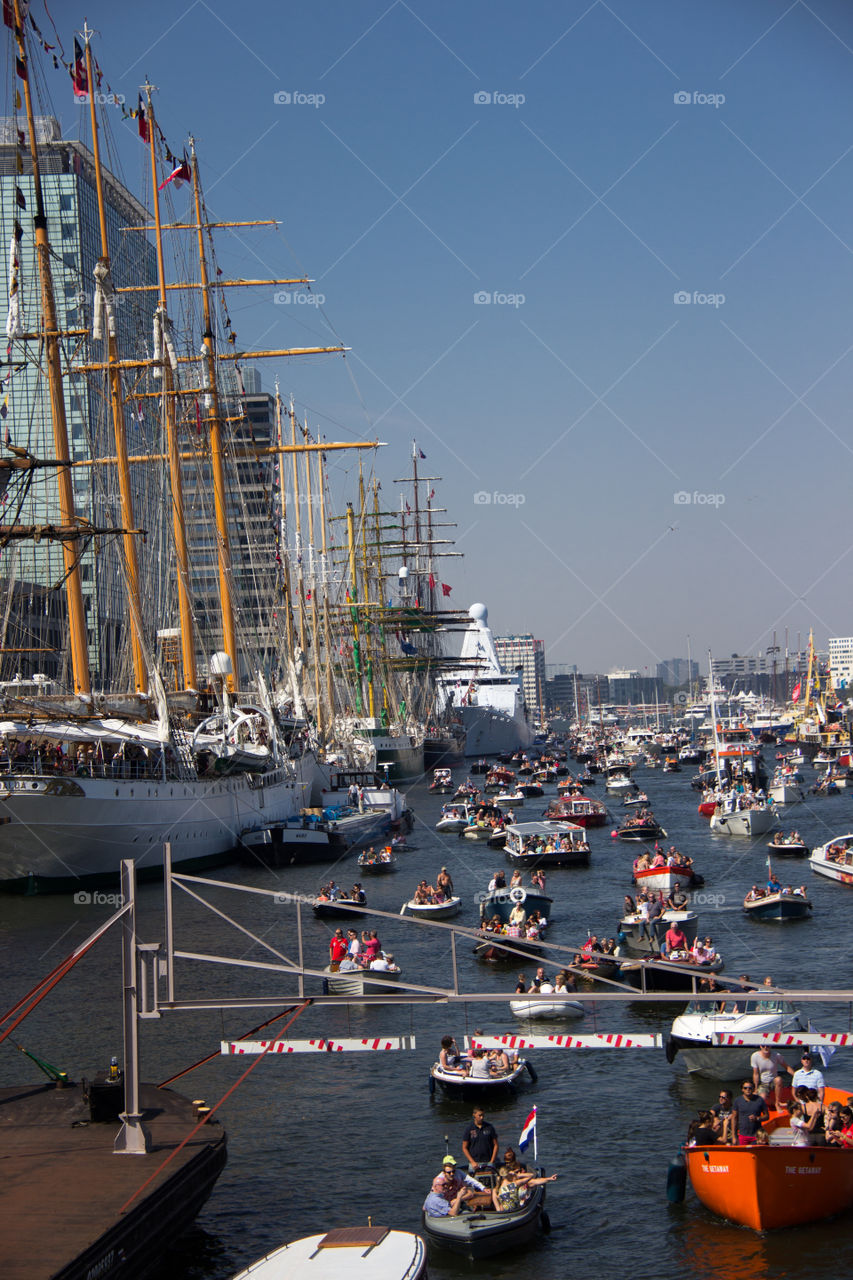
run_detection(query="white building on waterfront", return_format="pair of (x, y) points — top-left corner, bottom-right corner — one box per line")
(829, 637), (853, 690)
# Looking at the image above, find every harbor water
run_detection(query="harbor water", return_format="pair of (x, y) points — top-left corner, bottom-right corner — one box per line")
(2, 751), (852, 1280)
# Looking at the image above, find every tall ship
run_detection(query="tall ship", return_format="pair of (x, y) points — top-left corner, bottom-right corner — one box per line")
(436, 604), (532, 756)
(0, 22), (376, 889)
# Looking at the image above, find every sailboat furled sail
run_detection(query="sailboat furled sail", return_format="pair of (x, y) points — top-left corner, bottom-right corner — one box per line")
(0, 16), (376, 889)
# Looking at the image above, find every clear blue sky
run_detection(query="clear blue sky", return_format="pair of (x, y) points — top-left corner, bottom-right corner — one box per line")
(38, 0), (853, 673)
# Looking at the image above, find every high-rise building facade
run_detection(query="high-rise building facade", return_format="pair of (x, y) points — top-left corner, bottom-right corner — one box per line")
(829, 637), (853, 691)
(0, 119), (157, 686)
(494, 633), (545, 714)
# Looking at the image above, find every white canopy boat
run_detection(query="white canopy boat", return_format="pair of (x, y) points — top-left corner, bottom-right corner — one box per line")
(810, 833), (853, 884)
(229, 1227), (427, 1280)
(666, 996), (806, 1078)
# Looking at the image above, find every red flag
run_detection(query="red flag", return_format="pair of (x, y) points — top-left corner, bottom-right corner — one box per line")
(158, 155), (191, 191)
(791, 682), (801, 703)
(428, 573), (435, 590)
(138, 96), (150, 144)
(441, 583), (452, 596)
(3, 0), (14, 29)
(72, 38), (88, 98)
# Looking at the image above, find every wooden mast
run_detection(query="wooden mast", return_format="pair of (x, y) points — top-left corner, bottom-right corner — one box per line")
(13, 1), (91, 695)
(302, 431), (323, 739)
(144, 84), (197, 690)
(317, 448), (335, 729)
(189, 138), (237, 689)
(288, 402), (308, 656)
(82, 26), (146, 693)
(274, 385), (294, 670)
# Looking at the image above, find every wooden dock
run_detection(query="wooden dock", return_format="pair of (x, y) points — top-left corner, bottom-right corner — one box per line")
(0, 1081), (227, 1280)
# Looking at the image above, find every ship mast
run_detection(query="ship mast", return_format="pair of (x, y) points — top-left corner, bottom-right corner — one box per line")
(144, 83), (197, 690)
(14, 1), (91, 695)
(82, 25), (146, 694)
(189, 138), (237, 689)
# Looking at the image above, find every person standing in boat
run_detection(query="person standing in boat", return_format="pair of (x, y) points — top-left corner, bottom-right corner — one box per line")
(329, 929), (348, 966)
(733, 1081), (769, 1145)
(436, 867), (454, 897)
(751, 1044), (793, 1106)
(461, 1108), (499, 1170)
(791, 1052), (826, 1102)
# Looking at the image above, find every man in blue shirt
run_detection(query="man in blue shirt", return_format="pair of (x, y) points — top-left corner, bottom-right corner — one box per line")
(791, 1052), (825, 1102)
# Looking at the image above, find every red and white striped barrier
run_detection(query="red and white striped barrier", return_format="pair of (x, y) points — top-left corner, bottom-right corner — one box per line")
(468, 1032), (663, 1050)
(712, 1031), (852, 1047)
(221, 1035), (416, 1055)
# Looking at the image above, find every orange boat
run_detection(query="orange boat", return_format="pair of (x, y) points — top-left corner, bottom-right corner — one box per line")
(684, 1087), (853, 1230)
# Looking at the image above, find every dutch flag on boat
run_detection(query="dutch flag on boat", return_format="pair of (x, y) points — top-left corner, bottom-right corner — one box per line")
(519, 1106), (537, 1153)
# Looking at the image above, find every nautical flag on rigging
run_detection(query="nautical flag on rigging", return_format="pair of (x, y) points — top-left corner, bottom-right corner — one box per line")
(791, 682), (801, 703)
(72, 38), (88, 98)
(519, 1106), (537, 1152)
(159, 154), (191, 191)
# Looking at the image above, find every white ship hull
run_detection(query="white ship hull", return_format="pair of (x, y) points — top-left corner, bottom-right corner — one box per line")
(0, 760), (313, 890)
(456, 701), (532, 757)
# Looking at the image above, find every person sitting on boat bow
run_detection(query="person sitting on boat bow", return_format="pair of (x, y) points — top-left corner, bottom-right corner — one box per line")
(492, 1166), (557, 1213)
(439, 1035), (468, 1075)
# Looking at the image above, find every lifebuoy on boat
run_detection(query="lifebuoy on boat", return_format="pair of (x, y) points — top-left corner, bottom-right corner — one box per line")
(510, 887), (526, 903)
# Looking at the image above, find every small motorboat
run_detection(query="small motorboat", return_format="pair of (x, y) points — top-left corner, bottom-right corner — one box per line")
(421, 1163), (551, 1259)
(496, 788), (524, 807)
(470, 759), (491, 774)
(517, 782), (544, 799)
(229, 1226), (428, 1280)
(614, 815), (666, 841)
(312, 893), (367, 919)
(619, 951), (724, 992)
(767, 833), (809, 856)
(743, 886), (812, 921)
(667, 995), (807, 1078)
(428, 1056), (533, 1099)
(544, 795), (608, 827)
(436, 802), (473, 833)
(510, 995), (584, 1020)
(401, 896), (461, 920)
(710, 793), (777, 837)
(357, 847), (397, 873)
(322, 961), (402, 995)
(632, 862), (696, 893)
(810, 833), (853, 883)
(452, 783), (480, 801)
(429, 767), (454, 793)
(623, 791), (649, 807)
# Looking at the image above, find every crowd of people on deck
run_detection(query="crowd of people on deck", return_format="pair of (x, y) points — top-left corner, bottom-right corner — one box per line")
(686, 1051), (853, 1148)
(423, 1106), (558, 1218)
(328, 925), (399, 974)
(412, 867), (455, 904)
(633, 845), (694, 874)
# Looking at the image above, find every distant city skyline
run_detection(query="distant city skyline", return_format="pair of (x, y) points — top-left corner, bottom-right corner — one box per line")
(41, 1), (853, 670)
